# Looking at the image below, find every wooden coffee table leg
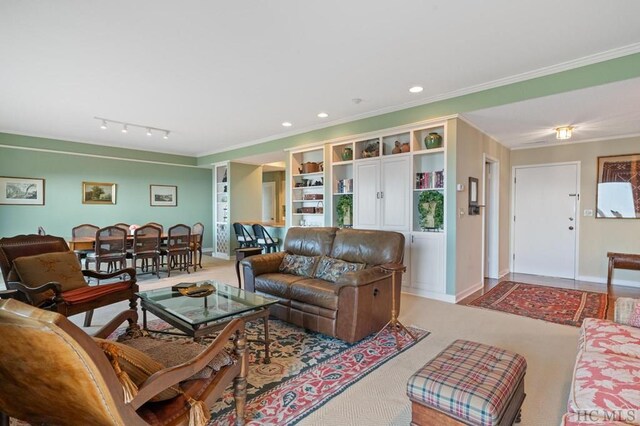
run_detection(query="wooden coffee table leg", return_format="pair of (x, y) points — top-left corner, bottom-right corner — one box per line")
(263, 311), (271, 364)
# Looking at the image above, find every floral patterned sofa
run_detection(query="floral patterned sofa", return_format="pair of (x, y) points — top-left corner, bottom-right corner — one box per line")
(562, 298), (640, 425)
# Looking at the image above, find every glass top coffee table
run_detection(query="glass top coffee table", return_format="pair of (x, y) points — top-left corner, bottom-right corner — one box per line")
(137, 280), (278, 363)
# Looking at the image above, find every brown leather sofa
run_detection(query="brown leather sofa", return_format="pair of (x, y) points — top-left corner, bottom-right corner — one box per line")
(241, 227), (405, 343)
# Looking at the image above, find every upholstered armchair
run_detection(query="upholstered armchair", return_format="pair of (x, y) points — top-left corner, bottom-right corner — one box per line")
(0, 234), (138, 327)
(0, 299), (247, 426)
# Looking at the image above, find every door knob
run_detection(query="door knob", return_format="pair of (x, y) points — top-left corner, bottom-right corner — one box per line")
(568, 226), (574, 230)
(569, 217), (574, 221)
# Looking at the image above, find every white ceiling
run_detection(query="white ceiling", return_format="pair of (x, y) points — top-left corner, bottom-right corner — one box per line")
(1, 1), (640, 157)
(461, 77), (640, 149)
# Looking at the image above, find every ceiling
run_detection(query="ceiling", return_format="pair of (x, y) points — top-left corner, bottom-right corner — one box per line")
(461, 77), (640, 149)
(1, 1), (640, 157)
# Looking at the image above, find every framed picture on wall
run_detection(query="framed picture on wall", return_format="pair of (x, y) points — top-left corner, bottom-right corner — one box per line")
(0, 176), (45, 205)
(150, 184), (177, 207)
(596, 153), (640, 219)
(82, 182), (116, 204)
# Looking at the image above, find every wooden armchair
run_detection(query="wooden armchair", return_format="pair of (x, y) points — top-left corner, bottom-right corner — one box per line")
(0, 234), (138, 327)
(0, 299), (247, 426)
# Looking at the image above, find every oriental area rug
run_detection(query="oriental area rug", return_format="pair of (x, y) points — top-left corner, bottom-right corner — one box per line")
(144, 318), (429, 425)
(468, 281), (608, 327)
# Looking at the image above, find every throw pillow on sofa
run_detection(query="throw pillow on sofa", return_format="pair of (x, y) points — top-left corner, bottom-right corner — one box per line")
(279, 253), (319, 277)
(314, 256), (365, 283)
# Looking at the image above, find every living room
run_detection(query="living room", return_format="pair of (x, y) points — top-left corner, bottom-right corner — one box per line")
(1, 2), (640, 425)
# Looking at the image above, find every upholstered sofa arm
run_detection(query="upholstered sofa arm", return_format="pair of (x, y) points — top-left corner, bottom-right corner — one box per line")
(333, 267), (392, 293)
(615, 297), (640, 326)
(241, 252), (286, 292)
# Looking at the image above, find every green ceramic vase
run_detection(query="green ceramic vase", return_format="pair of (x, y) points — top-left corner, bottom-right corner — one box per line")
(424, 132), (443, 149)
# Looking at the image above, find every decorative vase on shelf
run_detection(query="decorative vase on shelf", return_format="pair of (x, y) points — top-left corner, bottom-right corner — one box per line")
(341, 147), (353, 161)
(424, 132), (443, 150)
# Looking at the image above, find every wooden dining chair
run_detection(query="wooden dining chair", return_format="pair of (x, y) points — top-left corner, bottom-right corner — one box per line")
(144, 222), (164, 234)
(164, 224), (191, 277)
(191, 222), (205, 271)
(72, 223), (100, 267)
(129, 225), (161, 279)
(37, 226), (46, 236)
(85, 226), (128, 274)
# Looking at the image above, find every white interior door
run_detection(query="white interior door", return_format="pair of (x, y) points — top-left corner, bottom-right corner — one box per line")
(513, 163), (578, 279)
(354, 161), (380, 229)
(262, 182), (276, 222)
(381, 156), (411, 231)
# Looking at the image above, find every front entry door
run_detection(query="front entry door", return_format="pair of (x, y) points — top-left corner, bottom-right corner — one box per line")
(513, 163), (578, 279)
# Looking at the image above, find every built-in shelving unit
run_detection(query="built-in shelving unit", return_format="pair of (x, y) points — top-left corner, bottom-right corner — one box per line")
(213, 163), (230, 259)
(288, 146), (326, 227)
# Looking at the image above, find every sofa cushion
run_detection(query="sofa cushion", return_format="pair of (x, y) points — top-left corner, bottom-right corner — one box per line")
(283, 227), (337, 257)
(254, 273), (305, 299)
(279, 254), (319, 277)
(630, 303), (640, 328)
(580, 318), (640, 360)
(290, 278), (339, 311)
(330, 228), (404, 266)
(568, 350), (640, 423)
(314, 256), (364, 283)
(13, 251), (87, 306)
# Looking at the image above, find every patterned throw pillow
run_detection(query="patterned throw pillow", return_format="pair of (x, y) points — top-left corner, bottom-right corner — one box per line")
(13, 251), (87, 306)
(279, 254), (319, 277)
(314, 256), (365, 283)
(630, 302), (640, 328)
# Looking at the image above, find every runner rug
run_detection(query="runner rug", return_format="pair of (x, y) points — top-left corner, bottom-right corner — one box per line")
(143, 318), (429, 425)
(468, 281), (608, 327)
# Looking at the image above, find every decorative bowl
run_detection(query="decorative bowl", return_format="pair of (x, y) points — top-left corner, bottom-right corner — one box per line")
(178, 283), (216, 298)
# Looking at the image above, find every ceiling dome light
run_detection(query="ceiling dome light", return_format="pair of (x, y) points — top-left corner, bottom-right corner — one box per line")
(282, 122), (292, 127)
(555, 126), (574, 140)
(121, 124), (128, 134)
(163, 131), (170, 140)
(317, 112), (329, 118)
(146, 128), (152, 137)
(409, 86), (424, 93)
(100, 120), (108, 130)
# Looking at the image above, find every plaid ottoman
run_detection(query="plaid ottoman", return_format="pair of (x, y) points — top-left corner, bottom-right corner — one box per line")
(407, 340), (527, 426)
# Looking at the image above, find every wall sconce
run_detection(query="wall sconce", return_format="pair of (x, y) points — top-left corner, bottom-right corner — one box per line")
(555, 126), (574, 140)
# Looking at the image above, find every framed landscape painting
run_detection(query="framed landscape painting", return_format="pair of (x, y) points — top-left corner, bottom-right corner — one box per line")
(150, 184), (177, 207)
(0, 176), (45, 205)
(83, 182), (116, 204)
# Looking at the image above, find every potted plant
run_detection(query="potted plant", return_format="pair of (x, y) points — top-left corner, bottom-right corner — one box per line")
(336, 194), (353, 227)
(418, 191), (444, 230)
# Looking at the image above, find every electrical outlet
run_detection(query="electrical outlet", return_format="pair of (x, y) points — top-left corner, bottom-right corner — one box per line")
(583, 209), (593, 217)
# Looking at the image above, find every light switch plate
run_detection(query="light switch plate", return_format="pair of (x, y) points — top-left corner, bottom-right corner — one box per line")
(584, 209), (593, 217)
(456, 184), (464, 192)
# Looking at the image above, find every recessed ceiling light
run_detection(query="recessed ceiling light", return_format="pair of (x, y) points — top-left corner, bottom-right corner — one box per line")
(317, 112), (329, 118)
(282, 122), (292, 127)
(409, 86), (424, 93)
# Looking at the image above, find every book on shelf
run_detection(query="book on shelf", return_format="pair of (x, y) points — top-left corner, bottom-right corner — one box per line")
(415, 170), (444, 189)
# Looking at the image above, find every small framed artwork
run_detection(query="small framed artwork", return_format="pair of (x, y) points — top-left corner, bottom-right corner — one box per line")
(0, 176), (45, 205)
(596, 153), (640, 218)
(82, 182), (116, 204)
(150, 184), (177, 207)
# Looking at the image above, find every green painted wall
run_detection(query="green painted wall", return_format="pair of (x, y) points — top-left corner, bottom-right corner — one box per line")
(0, 144), (213, 247)
(197, 53), (640, 166)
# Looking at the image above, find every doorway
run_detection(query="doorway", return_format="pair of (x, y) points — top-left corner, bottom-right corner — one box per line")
(262, 182), (276, 222)
(482, 155), (499, 279)
(512, 162), (579, 279)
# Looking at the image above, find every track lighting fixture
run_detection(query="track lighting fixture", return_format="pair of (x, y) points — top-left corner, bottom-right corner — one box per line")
(94, 117), (171, 140)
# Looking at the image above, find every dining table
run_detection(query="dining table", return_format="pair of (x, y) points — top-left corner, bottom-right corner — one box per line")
(68, 234), (168, 251)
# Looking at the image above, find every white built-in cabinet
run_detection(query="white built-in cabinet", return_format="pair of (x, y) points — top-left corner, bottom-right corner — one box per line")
(213, 162), (230, 259)
(288, 146), (326, 228)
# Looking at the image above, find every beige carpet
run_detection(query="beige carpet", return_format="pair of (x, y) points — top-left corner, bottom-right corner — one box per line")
(5, 256), (578, 425)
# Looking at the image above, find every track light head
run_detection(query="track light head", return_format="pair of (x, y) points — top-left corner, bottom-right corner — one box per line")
(121, 124), (128, 134)
(163, 131), (170, 140)
(100, 120), (108, 130)
(146, 128), (152, 137)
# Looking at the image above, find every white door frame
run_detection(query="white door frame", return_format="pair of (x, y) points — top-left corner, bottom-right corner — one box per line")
(510, 161), (581, 278)
(481, 154), (500, 280)
(262, 182), (276, 222)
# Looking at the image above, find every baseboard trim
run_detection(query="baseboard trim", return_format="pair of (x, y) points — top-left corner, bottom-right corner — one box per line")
(455, 282), (484, 303)
(578, 275), (640, 289)
(401, 287), (456, 303)
(499, 269), (510, 279)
